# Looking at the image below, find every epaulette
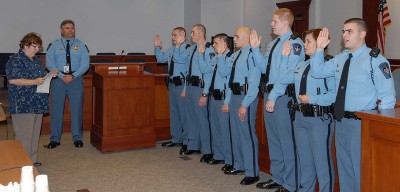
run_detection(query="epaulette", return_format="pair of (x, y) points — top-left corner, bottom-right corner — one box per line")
(324, 55), (333, 61)
(185, 44), (191, 49)
(290, 32), (300, 40)
(205, 42), (211, 48)
(370, 48), (380, 58)
(46, 43), (52, 51)
(84, 45), (90, 53)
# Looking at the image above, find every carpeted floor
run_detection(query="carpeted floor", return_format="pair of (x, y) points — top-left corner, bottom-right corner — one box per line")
(0, 90), (276, 192)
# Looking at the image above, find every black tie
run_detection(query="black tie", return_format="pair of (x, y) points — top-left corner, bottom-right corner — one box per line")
(228, 50), (242, 86)
(168, 55), (174, 77)
(299, 64), (310, 95)
(210, 64), (218, 91)
(265, 38), (280, 83)
(334, 53), (353, 120)
(188, 46), (197, 77)
(66, 40), (71, 73)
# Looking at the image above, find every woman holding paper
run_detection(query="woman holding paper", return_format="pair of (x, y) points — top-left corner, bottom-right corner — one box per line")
(6, 32), (57, 166)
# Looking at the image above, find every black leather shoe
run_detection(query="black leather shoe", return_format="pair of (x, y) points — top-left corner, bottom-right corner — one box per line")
(183, 150), (201, 155)
(33, 162), (42, 167)
(200, 154), (213, 163)
(256, 179), (282, 189)
(221, 164), (233, 171)
(161, 141), (183, 147)
(240, 176), (260, 185)
(275, 187), (290, 192)
(208, 159), (224, 165)
(179, 145), (188, 155)
(47, 141), (60, 149)
(224, 168), (244, 175)
(74, 140), (83, 148)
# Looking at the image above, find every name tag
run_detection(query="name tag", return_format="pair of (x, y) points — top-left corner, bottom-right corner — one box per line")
(64, 65), (70, 73)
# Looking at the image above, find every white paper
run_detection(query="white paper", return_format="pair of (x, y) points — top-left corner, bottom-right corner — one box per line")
(36, 73), (54, 93)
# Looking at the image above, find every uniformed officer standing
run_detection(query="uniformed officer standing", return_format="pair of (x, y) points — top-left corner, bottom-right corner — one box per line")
(311, 18), (395, 192)
(217, 27), (260, 185)
(46, 19), (90, 149)
(251, 8), (305, 192)
(182, 24), (214, 163)
(198, 33), (233, 167)
(154, 27), (189, 149)
(277, 28), (336, 192)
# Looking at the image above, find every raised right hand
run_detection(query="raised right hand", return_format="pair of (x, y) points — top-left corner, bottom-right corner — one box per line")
(250, 29), (261, 49)
(316, 27), (330, 50)
(154, 34), (162, 47)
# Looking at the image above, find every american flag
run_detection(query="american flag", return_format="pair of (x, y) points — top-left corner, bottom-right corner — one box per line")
(377, 0), (391, 55)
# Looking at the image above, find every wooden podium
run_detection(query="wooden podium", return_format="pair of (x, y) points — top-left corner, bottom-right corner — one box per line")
(356, 108), (400, 192)
(90, 63), (156, 152)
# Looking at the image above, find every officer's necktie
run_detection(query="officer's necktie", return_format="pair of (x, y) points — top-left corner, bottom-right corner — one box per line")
(66, 40), (71, 73)
(333, 53), (353, 120)
(168, 56), (174, 77)
(228, 50), (242, 86)
(188, 46), (197, 78)
(299, 64), (311, 95)
(210, 64), (218, 91)
(265, 38), (280, 83)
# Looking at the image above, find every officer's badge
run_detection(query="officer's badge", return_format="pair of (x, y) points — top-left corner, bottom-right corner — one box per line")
(58, 47), (63, 51)
(209, 52), (215, 59)
(292, 43), (302, 55)
(74, 45), (78, 51)
(378, 62), (391, 79)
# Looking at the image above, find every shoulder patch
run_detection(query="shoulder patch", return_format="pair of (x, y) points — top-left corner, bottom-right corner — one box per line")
(209, 52), (215, 59)
(292, 43), (302, 56)
(205, 42), (211, 48)
(84, 45), (90, 53)
(379, 62), (391, 79)
(46, 43), (52, 51)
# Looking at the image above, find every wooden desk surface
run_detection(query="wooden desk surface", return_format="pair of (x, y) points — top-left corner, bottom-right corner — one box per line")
(356, 108), (400, 123)
(0, 140), (38, 185)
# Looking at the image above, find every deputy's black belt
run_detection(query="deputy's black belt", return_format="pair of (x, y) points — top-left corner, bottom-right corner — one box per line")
(294, 103), (333, 117)
(260, 83), (295, 97)
(343, 111), (360, 120)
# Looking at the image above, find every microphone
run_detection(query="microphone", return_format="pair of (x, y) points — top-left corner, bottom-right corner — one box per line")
(117, 50), (125, 74)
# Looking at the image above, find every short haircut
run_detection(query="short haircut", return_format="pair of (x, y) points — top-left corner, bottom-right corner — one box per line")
(214, 33), (229, 44)
(173, 27), (186, 37)
(19, 32), (42, 49)
(274, 8), (294, 27)
(344, 18), (368, 33)
(60, 19), (75, 29)
(193, 24), (206, 39)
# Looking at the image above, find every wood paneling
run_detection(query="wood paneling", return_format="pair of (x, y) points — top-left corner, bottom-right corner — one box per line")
(356, 108), (400, 192)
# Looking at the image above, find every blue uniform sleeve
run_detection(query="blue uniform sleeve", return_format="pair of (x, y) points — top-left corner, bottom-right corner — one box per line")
(310, 51), (336, 78)
(154, 47), (170, 63)
(197, 50), (214, 74)
(242, 53), (261, 107)
(224, 87), (231, 105)
(279, 40), (304, 84)
(309, 76), (336, 105)
(374, 56), (396, 109)
(73, 42), (90, 77)
(216, 53), (232, 77)
(251, 47), (267, 73)
(173, 44), (189, 64)
(268, 56), (289, 102)
(46, 41), (62, 78)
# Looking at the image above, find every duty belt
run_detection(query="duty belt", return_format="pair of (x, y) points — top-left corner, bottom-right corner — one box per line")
(260, 83), (295, 97)
(210, 89), (225, 100)
(292, 103), (333, 117)
(342, 111), (361, 120)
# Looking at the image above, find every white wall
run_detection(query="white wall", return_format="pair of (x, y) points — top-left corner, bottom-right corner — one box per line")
(0, 0), (184, 54)
(200, 0), (244, 41)
(0, 0), (398, 58)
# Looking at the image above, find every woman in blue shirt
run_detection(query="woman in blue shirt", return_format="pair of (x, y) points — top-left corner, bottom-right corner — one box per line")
(279, 28), (336, 192)
(6, 32), (57, 166)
